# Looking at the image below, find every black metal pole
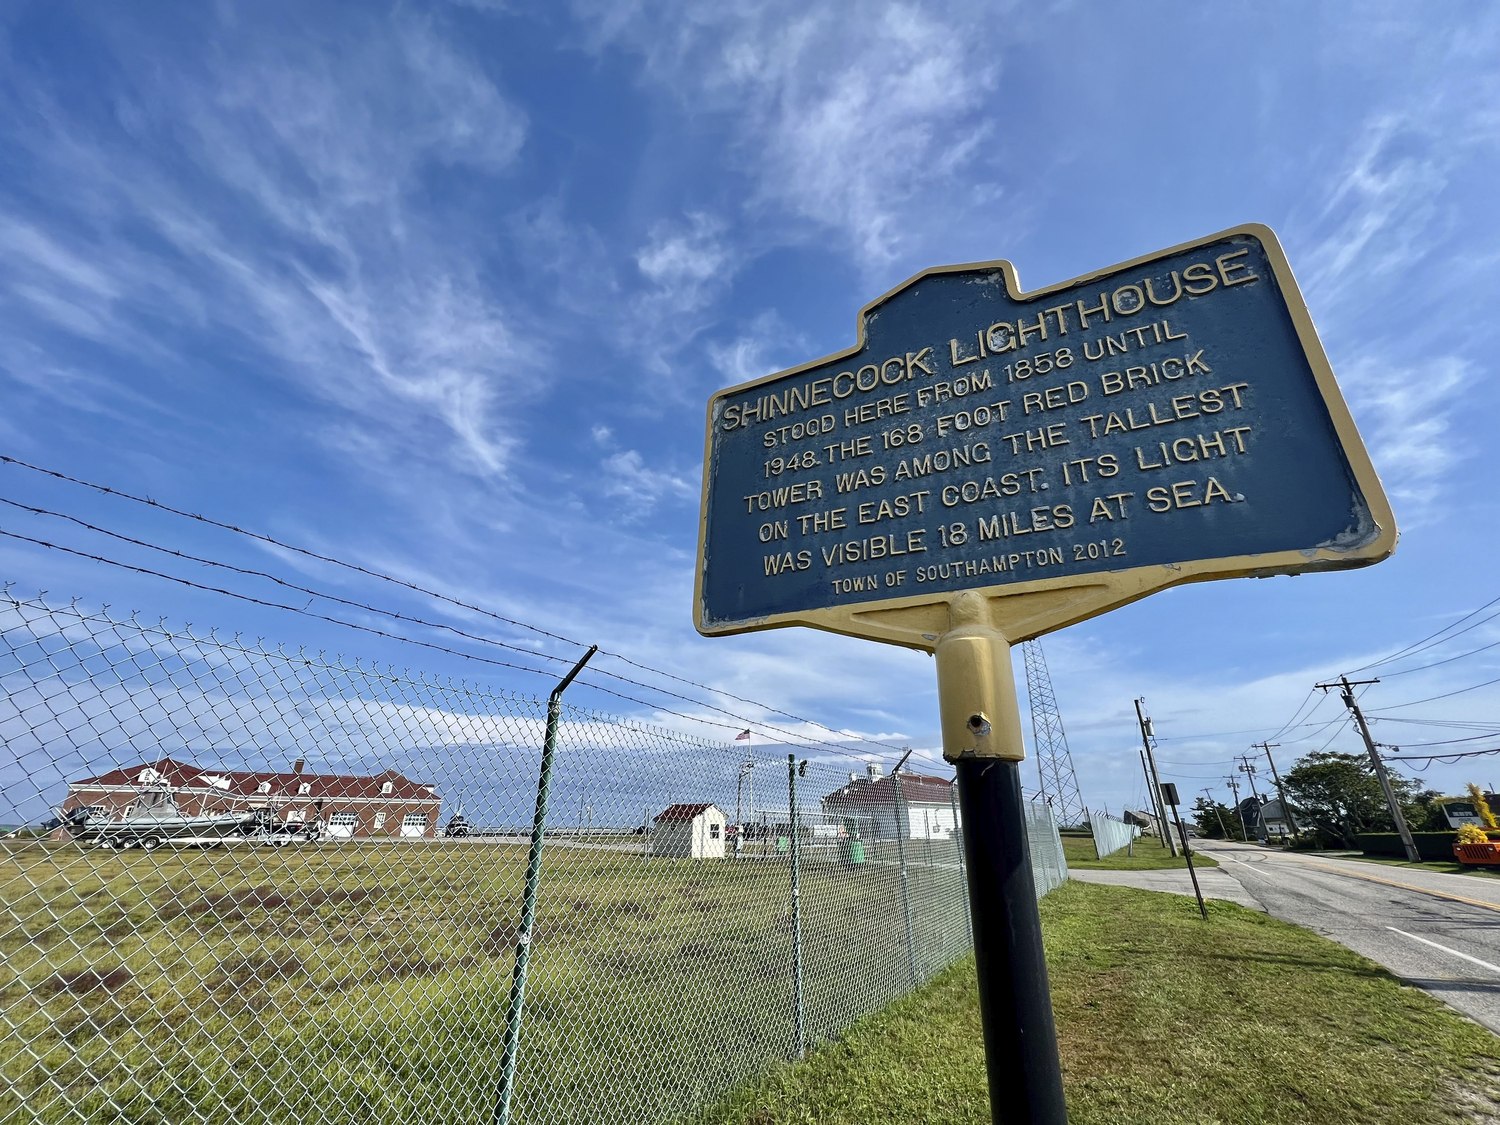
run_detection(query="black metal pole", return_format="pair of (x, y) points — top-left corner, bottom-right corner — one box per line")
(1167, 799), (1208, 921)
(955, 757), (1067, 1125)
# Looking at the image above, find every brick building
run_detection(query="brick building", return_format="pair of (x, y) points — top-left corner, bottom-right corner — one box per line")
(61, 757), (441, 839)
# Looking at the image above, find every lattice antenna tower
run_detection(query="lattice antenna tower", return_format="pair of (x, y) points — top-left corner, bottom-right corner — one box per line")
(1020, 637), (1088, 828)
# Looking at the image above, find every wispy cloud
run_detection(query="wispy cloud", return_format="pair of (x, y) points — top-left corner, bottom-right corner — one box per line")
(1341, 355), (1468, 511)
(579, 0), (1004, 266)
(1299, 115), (1451, 313)
(599, 449), (696, 519)
(708, 311), (804, 386)
(0, 12), (537, 476)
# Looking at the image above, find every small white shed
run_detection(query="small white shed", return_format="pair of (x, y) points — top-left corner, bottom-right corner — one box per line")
(652, 803), (727, 859)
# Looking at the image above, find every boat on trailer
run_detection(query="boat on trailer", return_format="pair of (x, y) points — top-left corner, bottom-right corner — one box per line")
(91, 784), (256, 850)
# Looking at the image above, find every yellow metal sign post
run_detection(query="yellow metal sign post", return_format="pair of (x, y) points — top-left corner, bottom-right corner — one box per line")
(695, 225), (1395, 1123)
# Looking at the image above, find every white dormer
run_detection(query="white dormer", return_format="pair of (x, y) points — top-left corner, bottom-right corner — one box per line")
(257, 781), (271, 794)
(138, 767), (162, 784)
(298, 782), (311, 796)
(196, 775), (231, 791)
(380, 781), (394, 795)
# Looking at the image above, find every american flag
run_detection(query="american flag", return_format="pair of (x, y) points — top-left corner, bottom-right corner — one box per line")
(735, 729), (751, 741)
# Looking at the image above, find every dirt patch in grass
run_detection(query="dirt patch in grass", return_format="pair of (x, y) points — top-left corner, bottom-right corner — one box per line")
(159, 886), (379, 923)
(42, 966), (134, 995)
(210, 950), (306, 990)
(376, 944), (445, 979)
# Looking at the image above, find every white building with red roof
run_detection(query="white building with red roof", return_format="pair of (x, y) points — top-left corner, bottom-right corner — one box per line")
(61, 757), (441, 840)
(821, 764), (957, 840)
(652, 802), (727, 859)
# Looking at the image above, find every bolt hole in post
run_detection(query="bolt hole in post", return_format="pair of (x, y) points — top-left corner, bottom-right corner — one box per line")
(493, 645), (596, 1125)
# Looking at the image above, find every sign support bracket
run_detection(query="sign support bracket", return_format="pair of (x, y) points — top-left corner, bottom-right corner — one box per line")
(940, 592), (1066, 1124)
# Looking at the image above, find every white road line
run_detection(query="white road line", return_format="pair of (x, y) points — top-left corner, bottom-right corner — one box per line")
(1387, 927), (1500, 975)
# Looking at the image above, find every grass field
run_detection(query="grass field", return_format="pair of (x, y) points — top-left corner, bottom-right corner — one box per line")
(1343, 853), (1500, 879)
(1062, 832), (1218, 871)
(1, 835), (970, 1125)
(696, 880), (1500, 1125)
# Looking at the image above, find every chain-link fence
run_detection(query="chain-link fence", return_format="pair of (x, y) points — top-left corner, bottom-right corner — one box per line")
(1, 591), (1066, 1125)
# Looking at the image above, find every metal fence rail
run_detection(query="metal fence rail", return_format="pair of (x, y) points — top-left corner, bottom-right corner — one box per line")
(0, 591), (1065, 1125)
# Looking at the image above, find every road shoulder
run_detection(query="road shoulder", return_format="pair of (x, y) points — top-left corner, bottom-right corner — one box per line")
(1069, 864), (1263, 910)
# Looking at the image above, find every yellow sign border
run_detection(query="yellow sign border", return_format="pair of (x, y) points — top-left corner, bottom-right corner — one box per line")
(694, 223), (1396, 651)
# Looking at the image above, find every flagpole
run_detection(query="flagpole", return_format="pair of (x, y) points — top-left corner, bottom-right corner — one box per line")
(734, 729), (753, 857)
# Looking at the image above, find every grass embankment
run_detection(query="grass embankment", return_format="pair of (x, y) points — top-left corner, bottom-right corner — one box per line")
(1, 835), (969, 1125)
(697, 880), (1500, 1125)
(1063, 832), (1218, 871)
(1343, 853), (1500, 879)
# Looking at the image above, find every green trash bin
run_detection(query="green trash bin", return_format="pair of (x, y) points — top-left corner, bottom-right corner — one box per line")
(842, 818), (866, 866)
(776, 836), (789, 853)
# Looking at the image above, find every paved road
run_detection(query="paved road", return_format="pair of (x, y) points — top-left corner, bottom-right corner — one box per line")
(1192, 838), (1500, 1034)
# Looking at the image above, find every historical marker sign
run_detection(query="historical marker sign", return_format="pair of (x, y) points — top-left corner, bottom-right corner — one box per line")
(695, 225), (1395, 648)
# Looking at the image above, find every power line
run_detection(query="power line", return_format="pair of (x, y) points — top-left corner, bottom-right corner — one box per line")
(0, 526), (926, 766)
(1369, 731), (1500, 749)
(0, 455), (921, 760)
(1347, 593), (1500, 674)
(1371, 634), (1500, 678)
(1383, 747), (1500, 765)
(1367, 672), (1500, 712)
(1376, 717), (1500, 731)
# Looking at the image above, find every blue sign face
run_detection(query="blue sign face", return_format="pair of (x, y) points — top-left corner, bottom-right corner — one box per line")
(697, 228), (1386, 634)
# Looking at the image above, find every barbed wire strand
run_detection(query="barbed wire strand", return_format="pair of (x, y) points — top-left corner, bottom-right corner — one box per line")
(0, 496), (933, 764)
(0, 456), (918, 758)
(0, 526), (943, 768)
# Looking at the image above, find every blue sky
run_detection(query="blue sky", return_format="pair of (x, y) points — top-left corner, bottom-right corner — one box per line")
(2, 1), (1500, 817)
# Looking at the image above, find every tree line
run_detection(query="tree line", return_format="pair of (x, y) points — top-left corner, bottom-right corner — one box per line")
(1190, 751), (1466, 846)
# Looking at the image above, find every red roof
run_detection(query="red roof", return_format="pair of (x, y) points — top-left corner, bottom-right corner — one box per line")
(655, 802), (722, 823)
(69, 757), (438, 802)
(822, 772), (954, 809)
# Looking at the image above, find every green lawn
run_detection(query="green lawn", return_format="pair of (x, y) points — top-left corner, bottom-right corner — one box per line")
(1063, 832), (1218, 870)
(1, 835), (971, 1125)
(695, 880), (1500, 1125)
(1339, 853), (1500, 879)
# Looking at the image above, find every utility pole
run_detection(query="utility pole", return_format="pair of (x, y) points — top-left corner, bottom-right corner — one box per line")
(1235, 755), (1266, 843)
(1134, 699), (1176, 855)
(1201, 788), (1230, 839)
(1317, 676), (1420, 864)
(1255, 742), (1296, 842)
(1137, 747), (1156, 830)
(1225, 775), (1245, 840)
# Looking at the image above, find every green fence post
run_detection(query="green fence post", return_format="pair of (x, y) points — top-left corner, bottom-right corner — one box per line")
(788, 754), (806, 1059)
(493, 646), (596, 1125)
(893, 769), (919, 987)
(950, 783), (972, 947)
